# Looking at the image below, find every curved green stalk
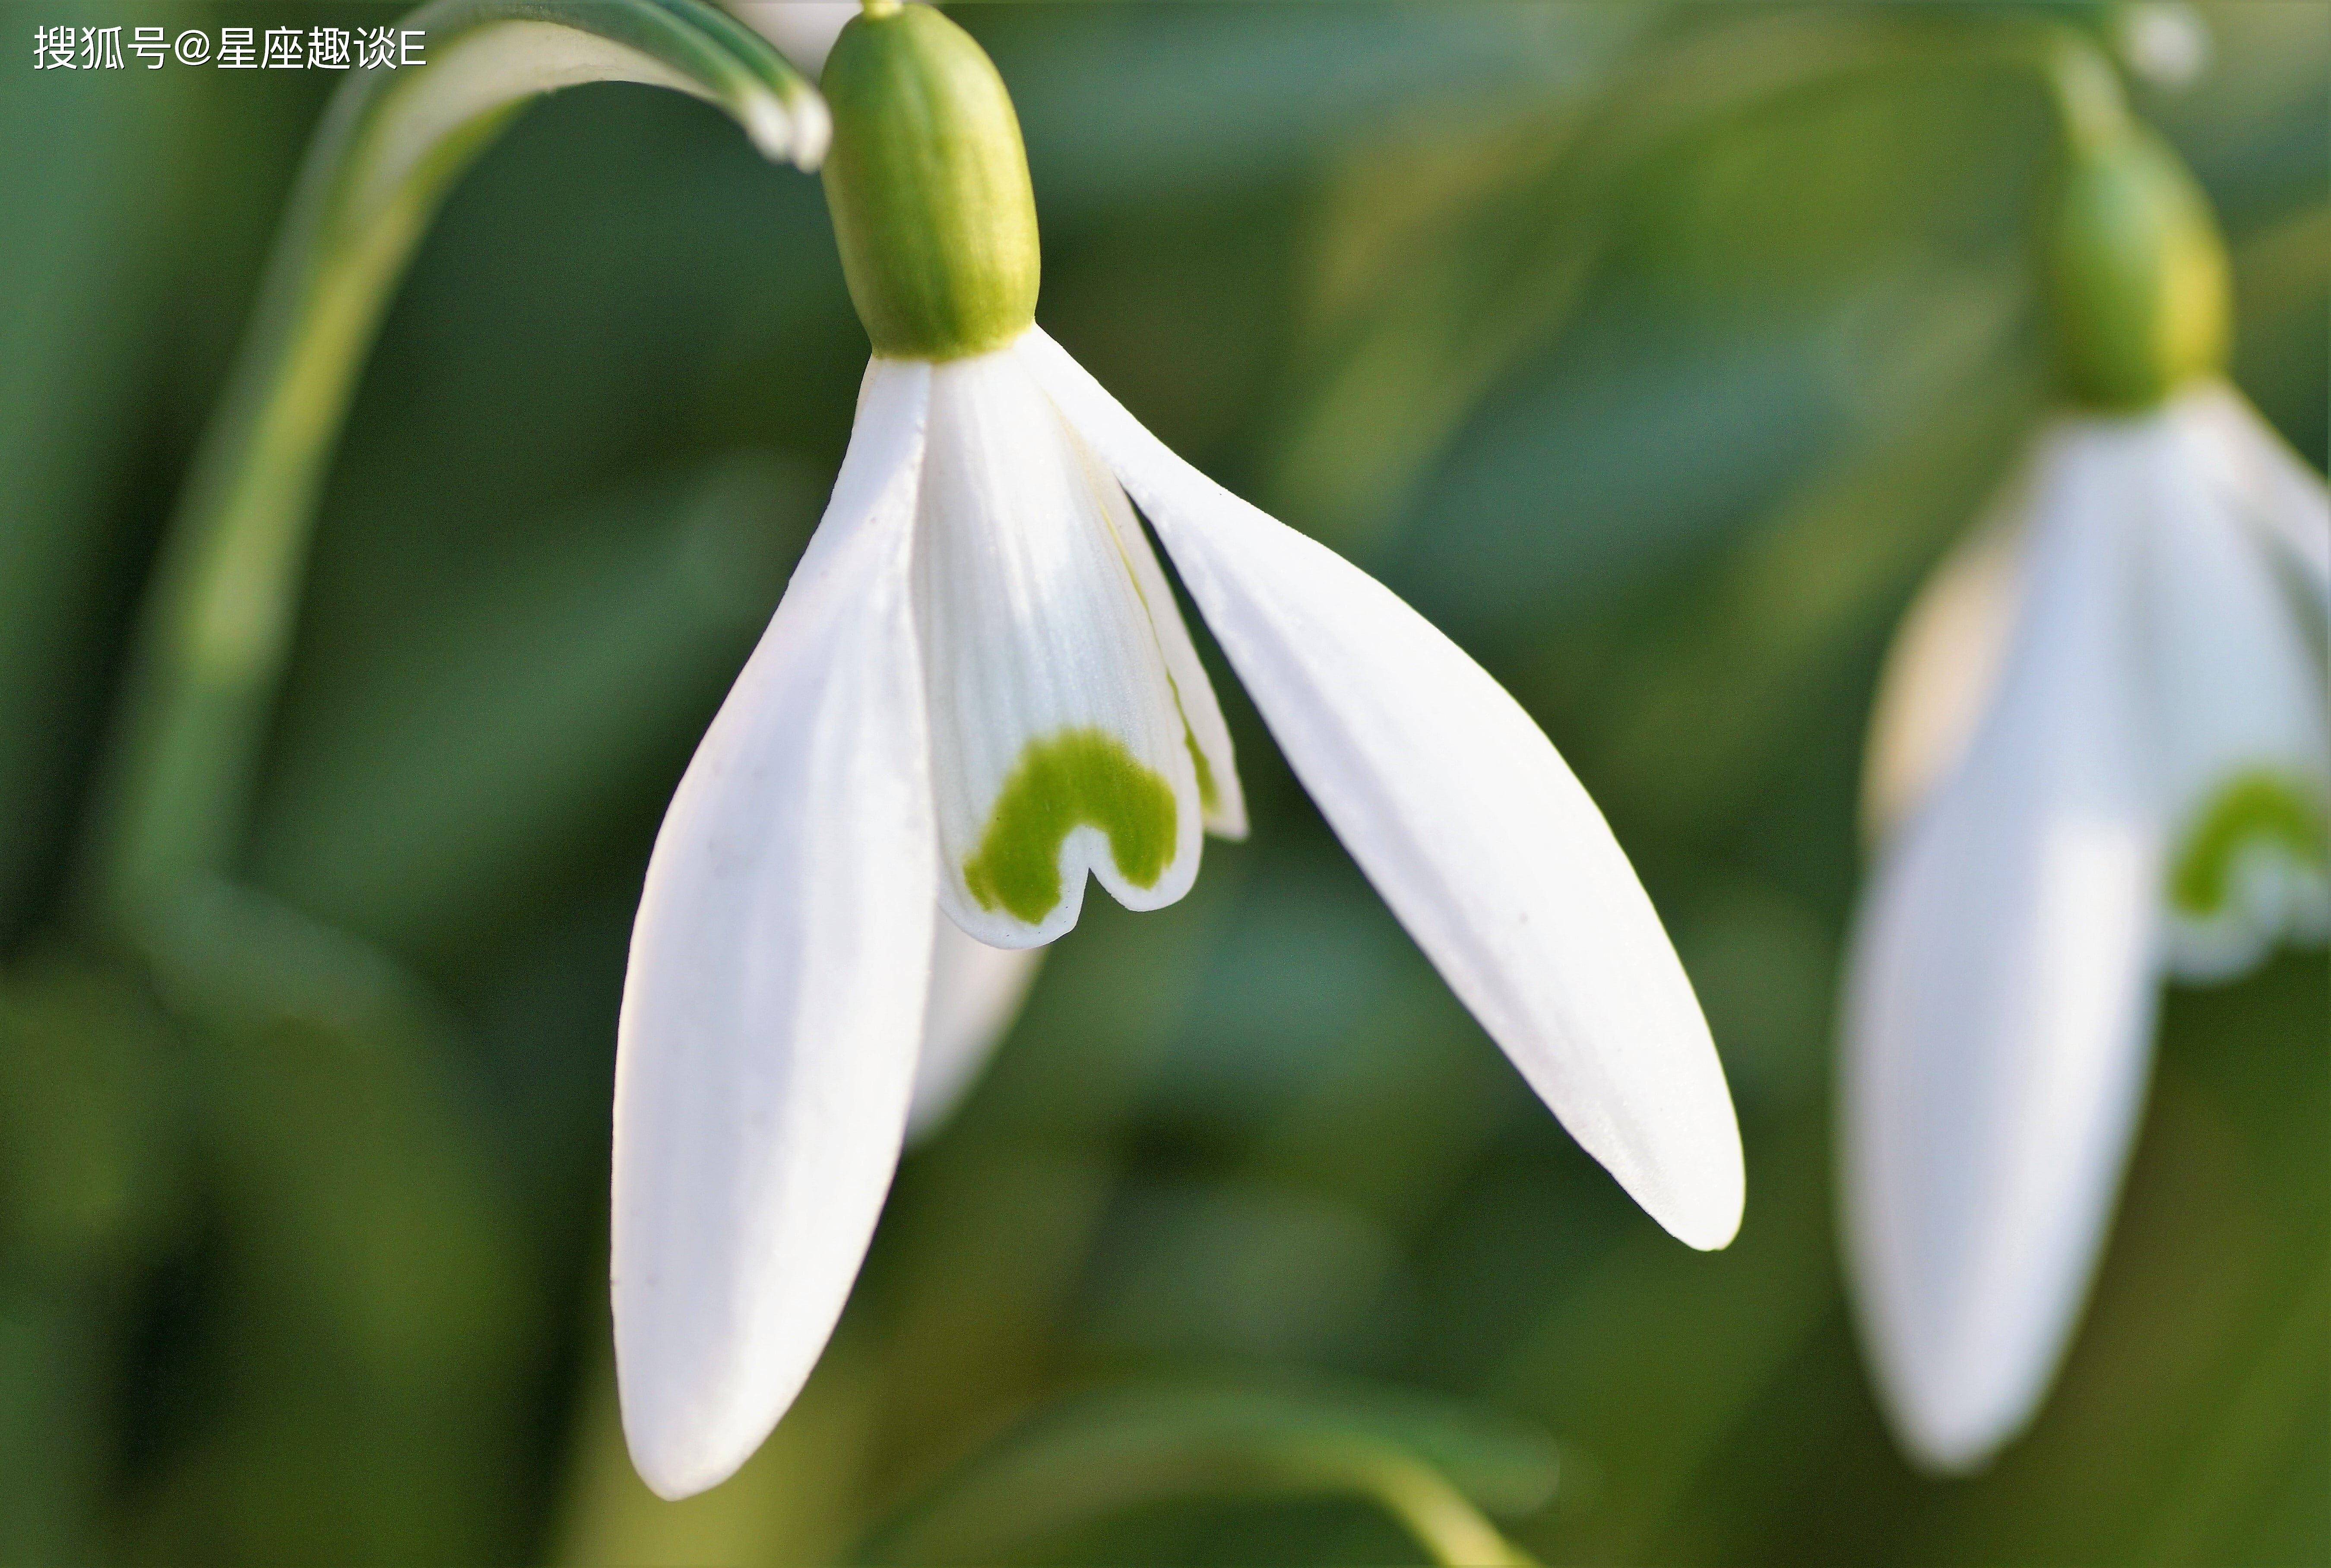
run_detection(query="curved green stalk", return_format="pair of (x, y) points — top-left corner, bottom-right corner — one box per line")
(866, 1439), (1539, 1566)
(849, 1385), (1554, 1566)
(80, 0), (823, 936)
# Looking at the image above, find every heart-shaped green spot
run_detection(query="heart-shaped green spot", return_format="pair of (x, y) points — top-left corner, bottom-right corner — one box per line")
(2168, 768), (2328, 916)
(963, 728), (1177, 925)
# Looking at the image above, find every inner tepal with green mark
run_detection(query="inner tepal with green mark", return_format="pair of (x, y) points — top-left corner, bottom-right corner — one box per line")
(2168, 768), (2330, 916)
(963, 728), (1178, 924)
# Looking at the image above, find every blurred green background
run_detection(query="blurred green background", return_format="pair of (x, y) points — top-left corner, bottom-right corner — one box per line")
(1, 2), (2324, 1563)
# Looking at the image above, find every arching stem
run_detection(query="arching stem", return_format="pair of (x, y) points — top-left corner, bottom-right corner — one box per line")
(80, 0), (823, 939)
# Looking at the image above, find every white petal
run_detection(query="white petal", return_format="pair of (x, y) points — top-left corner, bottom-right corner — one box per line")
(915, 348), (1205, 949)
(907, 913), (1045, 1142)
(2185, 381), (2331, 612)
(2149, 400), (2331, 980)
(1020, 327), (1743, 1251)
(1860, 504), (2030, 846)
(1841, 427), (2164, 1472)
(613, 360), (936, 1500)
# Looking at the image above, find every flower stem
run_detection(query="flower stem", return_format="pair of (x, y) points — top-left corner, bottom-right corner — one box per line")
(2015, 18), (2134, 156)
(79, 0), (823, 939)
(850, 1385), (1555, 1566)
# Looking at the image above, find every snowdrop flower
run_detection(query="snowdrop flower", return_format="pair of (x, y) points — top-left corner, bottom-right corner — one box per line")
(735, 0), (1047, 1138)
(612, 2), (1742, 1499)
(1843, 121), (2329, 1472)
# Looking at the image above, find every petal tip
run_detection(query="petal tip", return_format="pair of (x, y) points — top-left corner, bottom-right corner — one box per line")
(1851, 1259), (2054, 1476)
(613, 1293), (785, 1501)
(1204, 795), (1251, 843)
(1903, 1430), (2008, 1478)
(1618, 1056), (1745, 1251)
(633, 1451), (722, 1504)
(1654, 1147), (1746, 1252)
(617, 1377), (762, 1502)
(1881, 1373), (2027, 1477)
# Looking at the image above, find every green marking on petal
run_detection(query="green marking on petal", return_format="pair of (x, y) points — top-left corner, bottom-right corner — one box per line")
(963, 728), (1178, 924)
(1186, 728), (1220, 817)
(2168, 769), (2330, 917)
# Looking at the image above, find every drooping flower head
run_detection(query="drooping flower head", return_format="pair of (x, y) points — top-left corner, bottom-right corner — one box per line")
(1841, 88), (2328, 1472)
(614, 3), (1742, 1500)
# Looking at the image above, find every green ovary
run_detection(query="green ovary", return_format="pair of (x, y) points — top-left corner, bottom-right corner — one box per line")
(963, 728), (1178, 924)
(2168, 769), (2330, 917)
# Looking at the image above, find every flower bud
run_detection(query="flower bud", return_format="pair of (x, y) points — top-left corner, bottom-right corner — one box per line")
(820, 4), (1039, 361)
(2045, 127), (2229, 411)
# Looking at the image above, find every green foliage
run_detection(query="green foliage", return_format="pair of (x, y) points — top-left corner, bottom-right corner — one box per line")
(0, 3), (2322, 1565)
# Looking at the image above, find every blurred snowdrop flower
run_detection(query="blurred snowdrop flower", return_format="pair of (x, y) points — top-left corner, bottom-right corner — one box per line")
(613, 2), (1741, 1500)
(1843, 122), (2328, 1473)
